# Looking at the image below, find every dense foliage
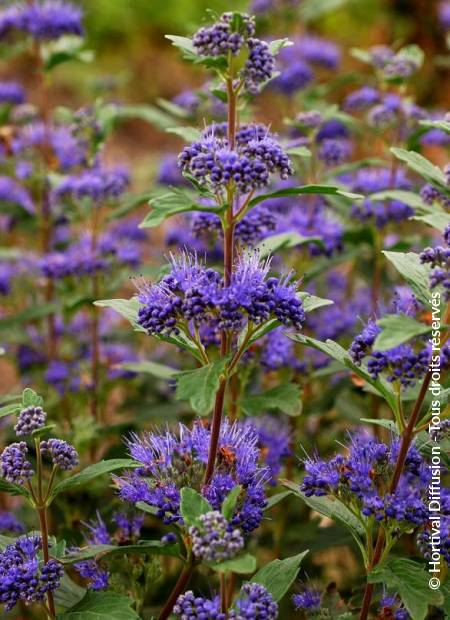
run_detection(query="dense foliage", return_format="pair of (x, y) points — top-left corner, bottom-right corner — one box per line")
(0, 1), (449, 619)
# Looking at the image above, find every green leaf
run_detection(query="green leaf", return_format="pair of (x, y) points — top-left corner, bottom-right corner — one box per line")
(286, 145), (312, 158)
(256, 232), (322, 258)
(282, 480), (365, 537)
(369, 189), (429, 211)
(180, 487), (212, 527)
(242, 383), (301, 417)
(368, 558), (443, 620)
(268, 38), (293, 55)
(0, 533), (16, 548)
(53, 574), (85, 610)
(175, 358), (228, 416)
(139, 189), (216, 228)
(252, 550), (309, 602)
(94, 297), (143, 331)
(420, 119), (450, 134)
(0, 303), (59, 331)
(117, 360), (176, 380)
(49, 459), (136, 501)
(42, 36), (93, 71)
(413, 211), (450, 233)
(397, 44), (424, 70)
(166, 126), (202, 142)
(165, 35), (195, 54)
(57, 591), (140, 620)
(374, 314), (431, 351)
(95, 297), (202, 361)
(61, 540), (179, 564)
(265, 490), (292, 510)
(0, 478), (31, 499)
(22, 388), (44, 408)
(282, 479), (367, 562)
(105, 103), (178, 130)
(391, 147), (448, 189)
(211, 553), (257, 574)
(0, 402), (21, 419)
(248, 184), (362, 210)
(221, 485), (242, 520)
(383, 251), (432, 306)
(299, 292), (334, 313)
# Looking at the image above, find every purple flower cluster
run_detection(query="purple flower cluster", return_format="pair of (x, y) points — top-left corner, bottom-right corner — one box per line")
(0, 1), (83, 41)
(345, 167), (413, 228)
(0, 511), (25, 534)
(53, 164), (130, 202)
(189, 510), (244, 563)
(0, 442), (33, 484)
(243, 38), (276, 94)
(0, 81), (25, 104)
(191, 204), (276, 247)
(420, 224), (450, 300)
(174, 591), (225, 619)
(246, 414), (291, 483)
(174, 583), (277, 620)
(12, 122), (86, 171)
(0, 535), (63, 611)
(73, 511), (144, 590)
(137, 253), (305, 341)
(229, 583), (278, 619)
(192, 12), (255, 57)
(302, 434), (430, 528)
(40, 438), (79, 470)
(0, 176), (34, 213)
(271, 35), (340, 96)
(114, 419), (268, 533)
(292, 588), (322, 613)
(179, 124), (292, 196)
(14, 405), (47, 436)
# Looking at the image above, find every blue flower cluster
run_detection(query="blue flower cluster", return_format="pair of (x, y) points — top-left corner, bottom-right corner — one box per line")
(174, 583), (278, 619)
(0, 441), (33, 484)
(179, 124), (293, 196)
(420, 224), (450, 300)
(302, 434), (430, 529)
(0, 535), (63, 611)
(292, 588), (322, 613)
(0, 81), (25, 104)
(0, 511), (25, 535)
(0, 1), (83, 41)
(114, 419), (269, 533)
(40, 438), (79, 470)
(189, 510), (244, 563)
(137, 253), (305, 341)
(14, 405), (47, 436)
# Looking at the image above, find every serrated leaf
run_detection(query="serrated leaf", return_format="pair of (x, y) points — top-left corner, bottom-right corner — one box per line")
(383, 251), (432, 306)
(413, 212), (450, 232)
(374, 314), (431, 351)
(0, 478), (31, 499)
(368, 558), (443, 620)
(265, 490), (292, 510)
(57, 591), (140, 620)
(286, 145), (312, 158)
(211, 553), (257, 574)
(180, 487), (212, 526)
(252, 550), (309, 602)
(53, 574), (86, 610)
(94, 298), (142, 330)
(22, 388), (43, 407)
(242, 383), (301, 417)
(420, 119), (450, 134)
(369, 189), (429, 211)
(175, 358), (228, 415)
(49, 459), (136, 502)
(221, 485), (242, 520)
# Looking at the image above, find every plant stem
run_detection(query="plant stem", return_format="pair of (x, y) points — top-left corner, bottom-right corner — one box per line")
(158, 558), (195, 620)
(35, 438), (56, 618)
(90, 206), (101, 422)
(359, 369), (432, 619)
(220, 573), (227, 613)
(203, 70), (238, 486)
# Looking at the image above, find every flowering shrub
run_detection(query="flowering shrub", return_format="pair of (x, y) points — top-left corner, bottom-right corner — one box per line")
(0, 1), (449, 619)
